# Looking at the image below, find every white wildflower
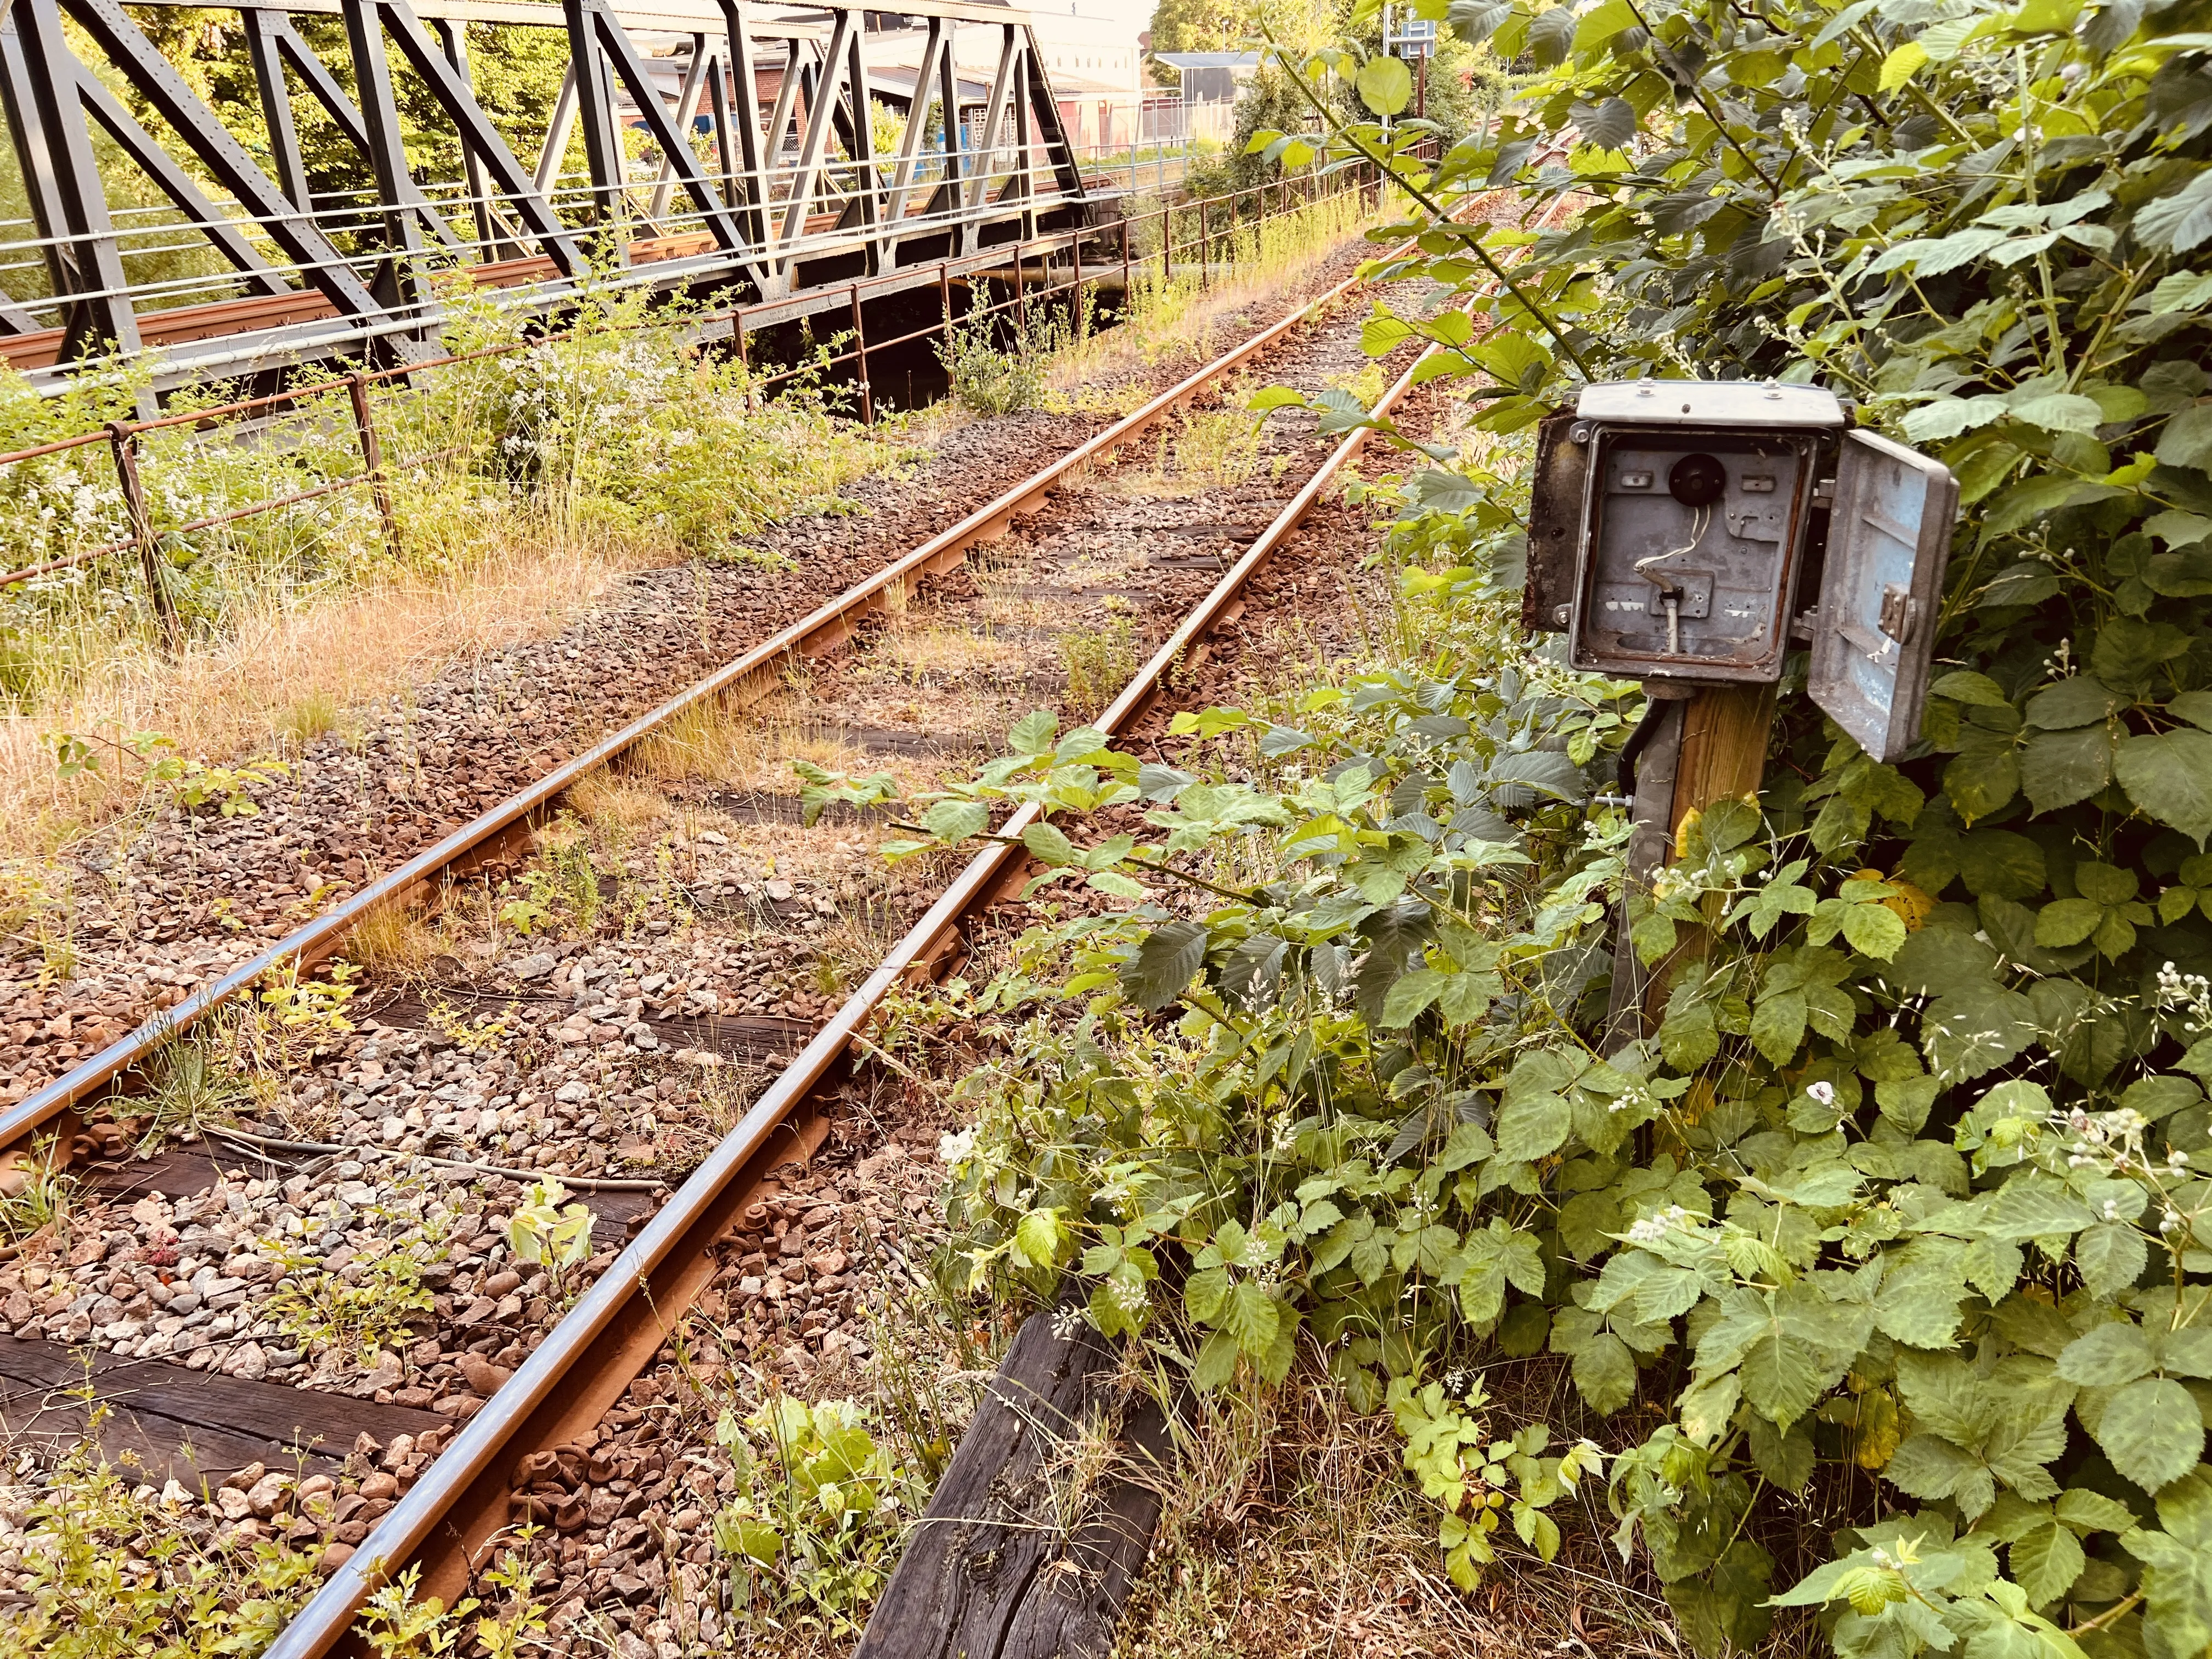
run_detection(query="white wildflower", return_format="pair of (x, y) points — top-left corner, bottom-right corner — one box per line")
(1627, 1204), (1694, 1246)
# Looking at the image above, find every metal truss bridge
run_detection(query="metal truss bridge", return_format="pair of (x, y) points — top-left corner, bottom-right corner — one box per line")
(0, 0), (1105, 391)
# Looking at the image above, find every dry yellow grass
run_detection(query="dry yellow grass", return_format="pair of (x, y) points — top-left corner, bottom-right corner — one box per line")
(568, 772), (674, 837)
(871, 618), (1024, 686)
(337, 904), (443, 977)
(1051, 189), (1381, 390)
(0, 538), (639, 860)
(1113, 1362), (1680, 1659)
(631, 687), (940, 802)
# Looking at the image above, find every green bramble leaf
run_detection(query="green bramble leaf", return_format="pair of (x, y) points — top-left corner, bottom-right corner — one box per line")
(2095, 1377), (2204, 1491)
(2138, 173), (2212, 256)
(1120, 920), (1209, 1011)
(2115, 729), (2212, 847)
(1840, 901), (1908, 961)
(2057, 1322), (2157, 1387)
(2074, 1222), (2149, 1299)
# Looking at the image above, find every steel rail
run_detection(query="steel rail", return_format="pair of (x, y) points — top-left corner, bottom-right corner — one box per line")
(0, 229), (1396, 1156)
(262, 216), (1459, 1659)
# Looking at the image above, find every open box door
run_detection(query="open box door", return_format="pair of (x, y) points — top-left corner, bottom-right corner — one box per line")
(1808, 428), (1960, 763)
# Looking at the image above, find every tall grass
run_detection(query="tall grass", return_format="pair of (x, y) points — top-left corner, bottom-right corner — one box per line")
(0, 283), (890, 857)
(1054, 183), (1378, 382)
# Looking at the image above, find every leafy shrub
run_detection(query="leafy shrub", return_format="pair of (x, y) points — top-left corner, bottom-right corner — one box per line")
(262, 1232), (438, 1363)
(934, 305), (1053, 417)
(498, 814), (602, 938)
(712, 1395), (924, 1632)
(1059, 603), (1138, 717)
(49, 729), (287, 818)
(505, 1177), (594, 1290)
(1172, 403), (1267, 486)
(0, 278), (885, 709)
(868, 0), (2212, 1620)
(0, 1427), (320, 1658)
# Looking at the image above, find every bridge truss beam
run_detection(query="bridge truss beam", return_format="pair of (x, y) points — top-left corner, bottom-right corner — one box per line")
(0, 0), (1096, 390)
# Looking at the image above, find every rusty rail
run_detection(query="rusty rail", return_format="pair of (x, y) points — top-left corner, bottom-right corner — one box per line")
(259, 222), (1458, 1659)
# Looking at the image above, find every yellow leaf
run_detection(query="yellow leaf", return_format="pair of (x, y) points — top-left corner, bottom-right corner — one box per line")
(1673, 805), (1703, 862)
(1861, 869), (1936, 930)
(1680, 1075), (1718, 1125)
(1852, 1387), (1901, 1470)
(1879, 41), (1928, 89)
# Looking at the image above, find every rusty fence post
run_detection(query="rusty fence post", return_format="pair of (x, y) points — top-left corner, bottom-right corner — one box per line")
(1075, 232), (1089, 342)
(735, 309), (754, 411)
(345, 374), (402, 561)
(1162, 203), (1171, 286)
(1120, 215), (1130, 317)
(848, 283), (873, 425)
(938, 261), (956, 379)
(105, 420), (181, 652)
(1198, 195), (1208, 288)
(1013, 239), (1026, 336)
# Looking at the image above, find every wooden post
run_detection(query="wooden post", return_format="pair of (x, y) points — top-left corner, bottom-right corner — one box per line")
(1013, 238), (1026, 334)
(853, 1299), (1172, 1656)
(1120, 214), (1130, 314)
(346, 373), (402, 561)
(106, 421), (181, 651)
(1602, 681), (1782, 1050)
(1198, 195), (1209, 287)
(1669, 684), (1782, 841)
(1613, 682), (1781, 1041)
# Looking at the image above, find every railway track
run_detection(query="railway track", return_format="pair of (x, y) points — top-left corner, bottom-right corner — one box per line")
(0, 204), (1519, 1653)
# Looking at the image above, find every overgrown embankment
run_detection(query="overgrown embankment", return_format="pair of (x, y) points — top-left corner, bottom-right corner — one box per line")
(850, 5), (2212, 1657)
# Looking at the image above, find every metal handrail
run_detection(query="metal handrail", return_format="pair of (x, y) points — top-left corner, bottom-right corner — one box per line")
(0, 167), (1370, 592)
(0, 138), (1203, 333)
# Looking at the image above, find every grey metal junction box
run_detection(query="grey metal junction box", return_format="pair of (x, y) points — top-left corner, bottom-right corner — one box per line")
(1525, 379), (1959, 763)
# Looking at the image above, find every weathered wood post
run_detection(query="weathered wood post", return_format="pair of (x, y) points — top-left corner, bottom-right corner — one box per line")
(106, 420), (181, 651)
(345, 373), (402, 562)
